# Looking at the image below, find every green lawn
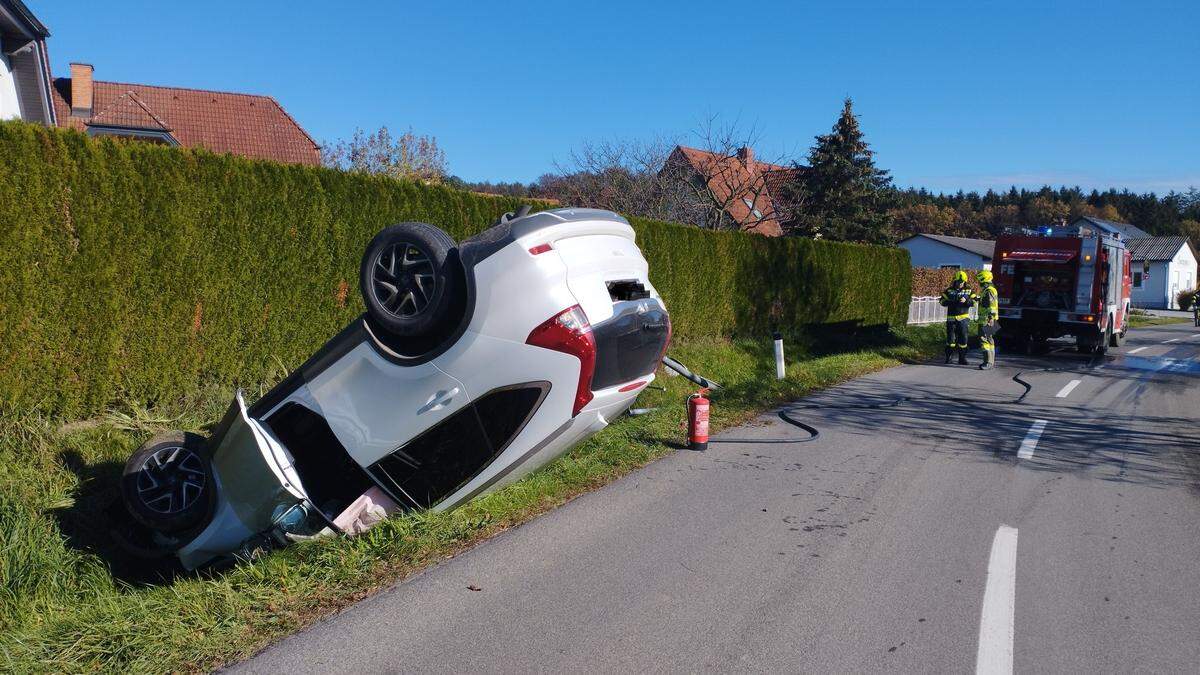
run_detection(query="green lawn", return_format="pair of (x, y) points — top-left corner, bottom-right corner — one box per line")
(0, 325), (941, 673)
(1128, 313), (1193, 328)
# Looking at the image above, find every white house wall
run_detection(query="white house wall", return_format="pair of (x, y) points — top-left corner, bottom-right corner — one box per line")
(1167, 245), (1197, 309)
(1131, 244), (1197, 309)
(899, 237), (990, 270)
(0, 49), (20, 120)
(1131, 261), (1169, 308)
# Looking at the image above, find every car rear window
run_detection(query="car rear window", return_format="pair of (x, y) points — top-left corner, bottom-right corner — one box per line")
(590, 300), (669, 390)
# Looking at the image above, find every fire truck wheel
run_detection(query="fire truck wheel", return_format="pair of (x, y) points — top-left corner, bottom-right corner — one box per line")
(1096, 326), (1111, 355)
(1109, 324), (1125, 347)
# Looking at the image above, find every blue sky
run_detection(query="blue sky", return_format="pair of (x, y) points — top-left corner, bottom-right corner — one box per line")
(32, 0), (1200, 193)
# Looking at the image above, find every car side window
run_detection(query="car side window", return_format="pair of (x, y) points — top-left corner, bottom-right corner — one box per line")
(368, 384), (547, 509)
(472, 385), (547, 450)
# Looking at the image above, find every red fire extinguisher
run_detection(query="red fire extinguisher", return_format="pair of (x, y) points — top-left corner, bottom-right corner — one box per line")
(687, 389), (710, 451)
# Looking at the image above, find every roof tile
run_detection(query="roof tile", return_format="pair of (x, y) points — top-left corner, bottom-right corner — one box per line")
(1125, 236), (1192, 262)
(52, 78), (320, 165)
(88, 90), (171, 132)
(668, 145), (789, 236)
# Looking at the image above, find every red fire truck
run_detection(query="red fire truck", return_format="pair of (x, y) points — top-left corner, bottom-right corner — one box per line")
(994, 221), (1132, 354)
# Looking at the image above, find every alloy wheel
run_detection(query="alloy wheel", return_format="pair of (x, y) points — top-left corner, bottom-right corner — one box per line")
(136, 446), (206, 514)
(372, 243), (436, 319)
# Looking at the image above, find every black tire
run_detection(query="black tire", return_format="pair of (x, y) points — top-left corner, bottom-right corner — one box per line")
(1110, 320), (1126, 347)
(360, 222), (458, 337)
(1076, 334), (1101, 354)
(121, 432), (212, 533)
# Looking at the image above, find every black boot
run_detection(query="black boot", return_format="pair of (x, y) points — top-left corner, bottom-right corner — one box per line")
(957, 348), (969, 366)
(945, 347), (954, 364)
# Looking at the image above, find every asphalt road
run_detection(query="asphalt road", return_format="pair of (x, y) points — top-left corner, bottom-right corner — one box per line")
(232, 321), (1200, 674)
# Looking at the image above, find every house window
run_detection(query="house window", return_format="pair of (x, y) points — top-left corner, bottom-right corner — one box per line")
(939, 264), (961, 270)
(751, 208), (762, 219)
(86, 126), (179, 146)
(1133, 271), (1143, 289)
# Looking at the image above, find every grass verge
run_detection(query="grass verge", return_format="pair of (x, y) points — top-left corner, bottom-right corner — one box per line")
(1128, 313), (1193, 328)
(0, 325), (941, 672)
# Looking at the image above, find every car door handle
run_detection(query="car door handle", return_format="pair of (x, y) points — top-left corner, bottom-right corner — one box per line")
(418, 387), (460, 414)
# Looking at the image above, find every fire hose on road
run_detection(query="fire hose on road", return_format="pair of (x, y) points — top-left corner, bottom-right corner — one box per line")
(655, 352), (1105, 447)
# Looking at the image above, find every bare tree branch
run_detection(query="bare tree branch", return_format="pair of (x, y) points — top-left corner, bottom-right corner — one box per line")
(322, 126), (447, 183)
(540, 117), (797, 233)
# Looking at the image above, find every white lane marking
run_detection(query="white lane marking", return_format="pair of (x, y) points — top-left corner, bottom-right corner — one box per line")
(1017, 420), (1048, 460)
(1054, 380), (1081, 398)
(1164, 338), (1180, 343)
(976, 525), (1018, 675)
(1128, 346), (1148, 354)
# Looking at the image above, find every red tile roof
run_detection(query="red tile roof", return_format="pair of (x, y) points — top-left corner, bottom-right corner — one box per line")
(88, 90), (171, 132)
(761, 166), (805, 223)
(667, 145), (798, 236)
(52, 78), (320, 165)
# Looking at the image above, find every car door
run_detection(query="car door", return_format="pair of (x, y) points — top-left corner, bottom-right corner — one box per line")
(304, 341), (471, 469)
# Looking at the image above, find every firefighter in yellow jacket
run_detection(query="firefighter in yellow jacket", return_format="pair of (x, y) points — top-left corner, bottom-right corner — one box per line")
(976, 269), (999, 369)
(939, 271), (975, 365)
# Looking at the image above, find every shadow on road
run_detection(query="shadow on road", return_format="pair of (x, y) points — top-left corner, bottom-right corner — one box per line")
(781, 345), (1200, 489)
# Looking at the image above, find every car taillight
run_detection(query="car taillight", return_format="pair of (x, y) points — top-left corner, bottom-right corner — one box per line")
(656, 315), (673, 364)
(526, 305), (596, 416)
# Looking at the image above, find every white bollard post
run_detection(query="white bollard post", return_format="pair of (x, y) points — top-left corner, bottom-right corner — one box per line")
(773, 332), (786, 379)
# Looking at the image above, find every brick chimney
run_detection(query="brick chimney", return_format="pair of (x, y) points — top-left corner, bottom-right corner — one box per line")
(69, 63), (94, 117)
(737, 146), (755, 175)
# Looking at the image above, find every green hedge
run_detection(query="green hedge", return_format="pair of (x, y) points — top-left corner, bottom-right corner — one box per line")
(0, 122), (910, 416)
(629, 216), (910, 337)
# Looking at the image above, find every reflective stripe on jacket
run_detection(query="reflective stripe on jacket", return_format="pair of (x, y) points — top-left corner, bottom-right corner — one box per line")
(940, 284), (976, 319)
(978, 283), (998, 321)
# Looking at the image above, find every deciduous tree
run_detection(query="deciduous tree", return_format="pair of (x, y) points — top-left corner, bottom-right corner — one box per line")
(323, 126), (447, 183)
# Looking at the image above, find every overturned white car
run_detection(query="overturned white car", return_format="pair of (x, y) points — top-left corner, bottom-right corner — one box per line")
(119, 207), (670, 569)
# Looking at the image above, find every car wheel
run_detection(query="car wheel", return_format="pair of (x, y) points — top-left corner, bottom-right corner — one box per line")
(360, 222), (459, 337)
(121, 432), (212, 533)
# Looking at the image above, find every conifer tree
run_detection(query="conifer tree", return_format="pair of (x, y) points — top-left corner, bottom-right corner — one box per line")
(793, 98), (892, 242)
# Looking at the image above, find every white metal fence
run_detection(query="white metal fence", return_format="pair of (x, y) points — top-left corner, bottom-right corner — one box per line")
(907, 296), (978, 325)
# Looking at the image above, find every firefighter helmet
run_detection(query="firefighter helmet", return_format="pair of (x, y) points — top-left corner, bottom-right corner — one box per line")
(953, 270), (969, 284)
(977, 269), (993, 283)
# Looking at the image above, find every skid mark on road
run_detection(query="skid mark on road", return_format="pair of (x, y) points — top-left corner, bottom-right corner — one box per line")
(1055, 380), (1081, 398)
(976, 525), (1018, 675)
(1017, 420), (1048, 460)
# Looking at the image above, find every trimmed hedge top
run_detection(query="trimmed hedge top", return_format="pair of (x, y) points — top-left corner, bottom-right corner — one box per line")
(0, 122), (910, 416)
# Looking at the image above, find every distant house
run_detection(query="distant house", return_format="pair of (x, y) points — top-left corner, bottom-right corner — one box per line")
(1071, 215), (1151, 239)
(52, 64), (320, 165)
(0, 2), (318, 165)
(0, 0), (55, 124)
(662, 145), (802, 236)
(897, 233), (995, 270)
(1125, 236), (1198, 309)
